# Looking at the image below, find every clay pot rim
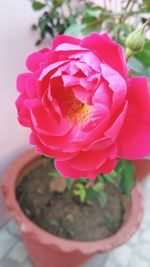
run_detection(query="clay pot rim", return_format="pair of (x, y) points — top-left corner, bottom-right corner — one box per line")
(2, 149), (143, 255)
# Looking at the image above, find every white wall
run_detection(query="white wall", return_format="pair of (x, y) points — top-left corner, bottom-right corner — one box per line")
(0, 0), (43, 226)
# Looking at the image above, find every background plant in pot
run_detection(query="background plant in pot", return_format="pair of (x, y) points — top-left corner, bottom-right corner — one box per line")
(2, 1), (150, 266)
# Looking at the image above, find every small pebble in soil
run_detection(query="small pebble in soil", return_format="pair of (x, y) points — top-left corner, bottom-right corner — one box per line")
(49, 177), (67, 193)
(64, 214), (74, 223)
(36, 188), (43, 194)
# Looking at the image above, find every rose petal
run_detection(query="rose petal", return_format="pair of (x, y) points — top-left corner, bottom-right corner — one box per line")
(26, 48), (49, 72)
(38, 127), (79, 153)
(68, 146), (116, 171)
(81, 33), (128, 78)
(55, 43), (87, 52)
(16, 73), (32, 92)
(30, 132), (77, 160)
(16, 92), (31, 127)
(98, 159), (117, 174)
(26, 75), (38, 98)
(92, 82), (112, 108)
(39, 60), (69, 81)
(86, 137), (113, 151)
(104, 102), (128, 141)
(101, 64), (127, 111)
(73, 114), (110, 144)
(25, 99), (71, 136)
(55, 158), (117, 179)
(73, 86), (92, 104)
(52, 34), (81, 49)
(118, 77), (150, 159)
(69, 51), (101, 72)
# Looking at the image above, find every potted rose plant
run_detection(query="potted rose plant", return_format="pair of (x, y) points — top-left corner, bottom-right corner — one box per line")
(2, 28), (150, 267)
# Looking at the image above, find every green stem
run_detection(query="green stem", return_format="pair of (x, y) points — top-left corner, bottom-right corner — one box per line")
(141, 17), (150, 32)
(125, 47), (134, 62)
(124, 0), (132, 10)
(120, 0), (136, 23)
(60, 5), (66, 20)
(67, 1), (72, 16)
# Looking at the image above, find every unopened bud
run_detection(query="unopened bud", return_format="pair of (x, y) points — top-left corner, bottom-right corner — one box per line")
(126, 29), (145, 52)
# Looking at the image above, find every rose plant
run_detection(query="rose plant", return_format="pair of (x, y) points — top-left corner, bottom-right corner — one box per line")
(2, 16), (150, 267)
(16, 33), (150, 183)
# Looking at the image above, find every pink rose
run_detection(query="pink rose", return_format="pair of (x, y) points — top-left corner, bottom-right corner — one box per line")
(16, 33), (150, 179)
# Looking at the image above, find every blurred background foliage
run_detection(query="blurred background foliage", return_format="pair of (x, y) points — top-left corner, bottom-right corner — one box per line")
(30, 0), (150, 77)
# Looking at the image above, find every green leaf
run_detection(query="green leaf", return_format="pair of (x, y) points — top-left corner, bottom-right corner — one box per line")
(116, 160), (135, 196)
(97, 192), (107, 208)
(73, 183), (86, 203)
(82, 6), (102, 24)
(39, 16), (47, 31)
(66, 178), (74, 189)
(49, 158), (54, 167)
(74, 183), (84, 190)
(128, 57), (147, 75)
(50, 220), (59, 227)
(96, 175), (105, 183)
(84, 5), (104, 18)
(49, 170), (60, 177)
(56, 24), (66, 35)
(64, 24), (85, 36)
(32, 1), (46, 10)
(82, 22), (101, 36)
(52, 0), (64, 7)
(115, 160), (123, 173)
(103, 171), (116, 183)
(145, 156), (150, 160)
(128, 57), (150, 77)
(141, 2), (150, 11)
(36, 39), (42, 46)
(82, 15), (97, 24)
(94, 182), (104, 192)
(80, 190), (86, 203)
(85, 186), (97, 202)
(135, 41), (150, 66)
(78, 178), (88, 184)
(65, 229), (75, 238)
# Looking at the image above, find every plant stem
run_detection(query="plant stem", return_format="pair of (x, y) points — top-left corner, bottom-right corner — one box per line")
(142, 17), (150, 32)
(67, 1), (73, 17)
(124, 0), (132, 10)
(103, 0), (107, 10)
(120, 0), (136, 22)
(60, 5), (66, 20)
(125, 47), (134, 62)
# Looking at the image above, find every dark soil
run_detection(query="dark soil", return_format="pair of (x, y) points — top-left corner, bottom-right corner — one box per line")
(16, 157), (130, 241)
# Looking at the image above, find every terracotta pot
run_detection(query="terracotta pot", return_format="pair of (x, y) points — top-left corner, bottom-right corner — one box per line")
(2, 150), (144, 267)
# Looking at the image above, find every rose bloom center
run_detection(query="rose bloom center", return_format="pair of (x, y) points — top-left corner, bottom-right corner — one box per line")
(53, 85), (92, 126)
(66, 95), (92, 125)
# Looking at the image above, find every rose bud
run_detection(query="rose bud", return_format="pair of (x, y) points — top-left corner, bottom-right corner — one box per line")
(126, 29), (145, 52)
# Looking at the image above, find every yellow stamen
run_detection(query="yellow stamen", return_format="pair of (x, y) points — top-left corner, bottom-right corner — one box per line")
(67, 98), (92, 126)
